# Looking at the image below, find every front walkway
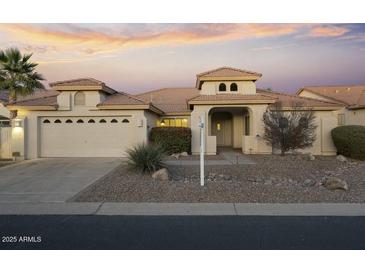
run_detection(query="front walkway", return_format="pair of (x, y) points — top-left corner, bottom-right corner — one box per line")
(165, 149), (255, 166)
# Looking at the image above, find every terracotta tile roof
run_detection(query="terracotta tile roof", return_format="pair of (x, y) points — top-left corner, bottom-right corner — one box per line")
(49, 78), (104, 87)
(349, 91), (365, 109)
(98, 92), (148, 106)
(299, 85), (365, 108)
(197, 66), (262, 78)
(257, 89), (343, 108)
(196, 66), (262, 89)
(136, 88), (199, 114)
(188, 93), (275, 103)
(7, 90), (59, 106)
(49, 78), (117, 94)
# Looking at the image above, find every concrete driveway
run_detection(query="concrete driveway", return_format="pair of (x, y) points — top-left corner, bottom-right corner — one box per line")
(0, 158), (122, 202)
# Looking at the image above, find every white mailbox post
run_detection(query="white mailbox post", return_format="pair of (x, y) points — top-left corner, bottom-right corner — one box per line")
(199, 114), (205, 186)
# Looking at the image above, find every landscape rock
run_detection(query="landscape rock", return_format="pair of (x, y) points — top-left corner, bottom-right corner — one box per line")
(152, 168), (169, 181)
(336, 155), (347, 162)
(223, 175), (232, 181)
(180, 152), (189, 157)
(171, 153), (180, 159)
(322, 177), (348, 191)
(307, 154), (315, 161)
(303, 179), (315, 187)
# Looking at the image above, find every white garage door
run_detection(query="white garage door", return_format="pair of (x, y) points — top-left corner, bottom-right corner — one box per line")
(40, 116), (136, 157)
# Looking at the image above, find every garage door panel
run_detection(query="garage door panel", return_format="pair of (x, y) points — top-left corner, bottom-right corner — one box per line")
(40, 117), (137, 157)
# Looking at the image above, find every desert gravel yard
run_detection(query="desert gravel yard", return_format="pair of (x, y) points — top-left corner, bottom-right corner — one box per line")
(71, 155), (365, 203)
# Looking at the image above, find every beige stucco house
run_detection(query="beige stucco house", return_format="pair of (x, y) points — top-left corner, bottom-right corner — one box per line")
(6, 67), (365, 159)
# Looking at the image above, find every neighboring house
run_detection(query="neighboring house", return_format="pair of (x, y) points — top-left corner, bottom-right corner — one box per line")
(0, 91), (11, 159)
(6, 66), (357, 159)
(297, 85), (365, 126)
(0, 90), (10, 124)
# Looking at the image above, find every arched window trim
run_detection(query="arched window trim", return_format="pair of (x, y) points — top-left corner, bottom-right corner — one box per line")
(74, 91), (86, 106)
(99, 119), (107, 123)
(54, 119), (62, 123)
(218, 83), (226, 92)
(230, 83), (238, 92)
(88, 119), (95, 123)
(122, 119), (130, 123)
(77, 119), (84, 123)
(65, 119), (73, 123)
(43, 119), (51, 123)
(111, 119), (118, 123)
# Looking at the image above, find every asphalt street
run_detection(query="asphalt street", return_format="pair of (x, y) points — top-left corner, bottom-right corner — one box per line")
(1, 215), (364, 249)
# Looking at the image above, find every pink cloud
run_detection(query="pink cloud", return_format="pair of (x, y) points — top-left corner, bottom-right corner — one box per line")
(308, 25), (350, 37)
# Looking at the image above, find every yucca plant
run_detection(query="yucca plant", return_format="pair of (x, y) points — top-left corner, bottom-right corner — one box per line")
(126, 143), (165, 173)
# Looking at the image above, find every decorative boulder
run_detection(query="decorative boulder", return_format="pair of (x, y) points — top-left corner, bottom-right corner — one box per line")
(180, 152), (189, 157)
(307, 154), (315, 161)
(303, 179), (315, 187)
(171, 153), (180, 159)
(322, 177), (348, 191)
(336, 155), (347, 162)
(152, 168), (169, 181)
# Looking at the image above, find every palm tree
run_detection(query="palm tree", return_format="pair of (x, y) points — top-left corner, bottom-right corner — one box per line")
(0, 48), (45, 103)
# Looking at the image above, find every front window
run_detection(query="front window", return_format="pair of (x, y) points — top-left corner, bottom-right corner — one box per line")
(74, 91), (86, 105)
(299, 117), (308, 128)
(158, 118), (188, 127)
(219, 83), (226, 92)
(230, 83), (238, 91)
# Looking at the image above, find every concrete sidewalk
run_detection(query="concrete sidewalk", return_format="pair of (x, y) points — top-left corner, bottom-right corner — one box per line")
(2, 202), (365, 216)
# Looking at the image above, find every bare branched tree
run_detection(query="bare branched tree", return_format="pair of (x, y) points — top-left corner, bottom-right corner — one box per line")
(263, 101), (317, 155)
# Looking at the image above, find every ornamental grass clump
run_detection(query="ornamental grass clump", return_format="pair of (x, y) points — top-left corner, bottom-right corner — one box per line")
(126, 143), (165, 173)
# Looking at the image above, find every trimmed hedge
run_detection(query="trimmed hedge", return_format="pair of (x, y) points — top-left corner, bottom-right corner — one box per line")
(149, 127), (191, 155)
(331, 125), (365, 160)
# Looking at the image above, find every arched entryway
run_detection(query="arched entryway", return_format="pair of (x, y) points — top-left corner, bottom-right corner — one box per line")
(208, 107), (253, 152)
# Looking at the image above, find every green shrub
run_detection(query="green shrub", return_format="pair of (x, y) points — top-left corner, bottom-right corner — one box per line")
(331, 125), (365, 160)
(126, 143), (165, 173)
(149, 127), (191, 155)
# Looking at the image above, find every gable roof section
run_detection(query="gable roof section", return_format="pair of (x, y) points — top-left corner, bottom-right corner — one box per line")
(97, 92), (163, 114)
(258, 89), (343, 109)
(188, 93), (276, 106)
(349, 91), (365, 109)
(6, 90), (59, 110)
(49, 78), (117, 94)
(297, 85), (365, 109)
(136, 88), (199, 114)
(196, 66), (262, 89)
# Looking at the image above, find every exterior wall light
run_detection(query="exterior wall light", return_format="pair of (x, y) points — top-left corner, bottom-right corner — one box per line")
(160, 119), (165, 126)
(14, 120), (22, 128)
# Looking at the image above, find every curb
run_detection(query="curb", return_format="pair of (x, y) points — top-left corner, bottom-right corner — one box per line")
(1, 202), (365, 216)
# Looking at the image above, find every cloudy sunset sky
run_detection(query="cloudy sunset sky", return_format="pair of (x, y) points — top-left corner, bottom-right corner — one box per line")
(0, 23), (364, 94)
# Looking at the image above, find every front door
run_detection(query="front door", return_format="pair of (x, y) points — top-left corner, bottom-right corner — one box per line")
(211, 112), (232, 146)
